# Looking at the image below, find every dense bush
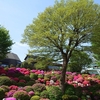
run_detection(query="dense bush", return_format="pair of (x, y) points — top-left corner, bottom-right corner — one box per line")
(30, 95), (40, 100)
(6, 90), (16, 97)
(0, 87), (5, 100)
(0, 76), (13, 86)
(38, 74), (44, 79)
(40, 90), (49, 98)
(32, 83), (46, 92)
(47, 86), (62, 100)
(24, 86), (33, 92)
(0, 85), (9, 92)
(13, 90), (30, 100)
(17, 82), (26, 87)
(30, 73), (38, 80)
(62, 94), (79, 100)
(26, 80), (35, 86)
(18, 75), (30, 81)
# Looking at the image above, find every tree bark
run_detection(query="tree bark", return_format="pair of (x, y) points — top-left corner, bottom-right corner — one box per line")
(60, 54), (68, 94)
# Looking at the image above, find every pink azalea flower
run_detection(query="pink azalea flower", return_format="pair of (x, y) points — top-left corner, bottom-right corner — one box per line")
(3, 97), (16, 100)
(9, 85), (18, 90)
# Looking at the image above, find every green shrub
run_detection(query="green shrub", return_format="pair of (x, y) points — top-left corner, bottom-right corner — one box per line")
(0, 76), (13, 86)
(17, 82), (26, 87)
(0, 87), (5, 100)
(30, 73), (38, 80)
(30, 95), (40, 100)
(32, 83), (46, 92)
(0, 85), (9, 92)
(40, 90), (49, 98)
(62, 95), (79, 100)
(18, 75), (30, 81)
(13, 90), (30, 100)
(24, 86), (33, 92)
(47, 86), (62, 100)
(68, 95), (79, 100)
(44, 74), (51, 79)
(26, 80), (35, 85)
(38, 74), (44, 78)
(65, 84), (75, 95)
(62, 94), (69, 100)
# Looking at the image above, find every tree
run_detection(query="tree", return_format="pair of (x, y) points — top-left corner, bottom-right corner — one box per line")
(68, 50), (92, 72)
(91, 19), (100, 66)
(21, 0), (100, 93)
(34, 56), (53, 70)
(0, 26), (13, 59)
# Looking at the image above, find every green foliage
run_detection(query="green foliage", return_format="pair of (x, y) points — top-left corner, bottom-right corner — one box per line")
(68, 50), (92, 72)
(0, 87), (5, 99)
(32, 83), (46, 92)
(38, 74), (44, 78)
(18, 75), (30, 81)
(17, 82), (26, 87)
(40, 90), (49, 98)
(34, 61), (48, 70)
(0, 76), (13, 86)
(30, 73), (38, 80)
(13, 90), (30, 100)
(21, 0), (100, 60)
(24, 86), (33, 92)
(21, 60), (34, 69)
(0, 85), (9, 92)
(65, 84), (75, 95)
(26, 80), (35, 86)
(34, 57), (52, 70)
(47, 86), (62, 100)
(62, 95), (79, 100)
(0, 26), (13, 59)
(30, 95), (40, 100)
(62, 94), (69, 100)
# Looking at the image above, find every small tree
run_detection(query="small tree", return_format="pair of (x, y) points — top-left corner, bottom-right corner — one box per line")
(0, 26), (13, 59)
(68, 50), (92, 72)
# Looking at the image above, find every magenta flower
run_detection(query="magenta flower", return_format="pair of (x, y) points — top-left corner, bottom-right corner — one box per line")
(6, 90), (16, 97)
(3, 97), (16, 100)
(28, 91), (34, 96)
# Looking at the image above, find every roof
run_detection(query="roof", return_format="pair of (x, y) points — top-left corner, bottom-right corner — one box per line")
(6, 53), (21, 61)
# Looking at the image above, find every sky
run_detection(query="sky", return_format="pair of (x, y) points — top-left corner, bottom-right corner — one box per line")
(0, 0), (100, 61)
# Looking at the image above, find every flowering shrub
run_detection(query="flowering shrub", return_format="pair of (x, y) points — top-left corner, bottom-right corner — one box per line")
(6, 90), (16, 97)
(0, 76), (13, 86)
(0, 85), (9, 92)
(9, 85), (18, 90)
(28, 91), (34, 97)
(24, 86), (33, 92)
(32, 83), (46, 92)
(13, 90), (30, 100)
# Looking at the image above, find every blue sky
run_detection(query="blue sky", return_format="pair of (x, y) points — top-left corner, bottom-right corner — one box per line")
(0, 0), (100, 61)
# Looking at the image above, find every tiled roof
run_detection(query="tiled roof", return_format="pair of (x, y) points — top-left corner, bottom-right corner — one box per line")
(6, 53), (21, 61)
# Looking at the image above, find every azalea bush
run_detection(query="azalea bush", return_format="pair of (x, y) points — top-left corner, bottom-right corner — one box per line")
(13, 90), (30, 100)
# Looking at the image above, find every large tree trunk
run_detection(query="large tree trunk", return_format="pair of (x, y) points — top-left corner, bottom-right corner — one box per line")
(60, 54), (68, 94)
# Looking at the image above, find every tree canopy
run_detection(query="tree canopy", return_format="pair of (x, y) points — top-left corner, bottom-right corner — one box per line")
(91, 19), (100, 65)
(21, 0), (100, 93)
(0, 26), (13, 59)
(68, 50), (92, 72)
